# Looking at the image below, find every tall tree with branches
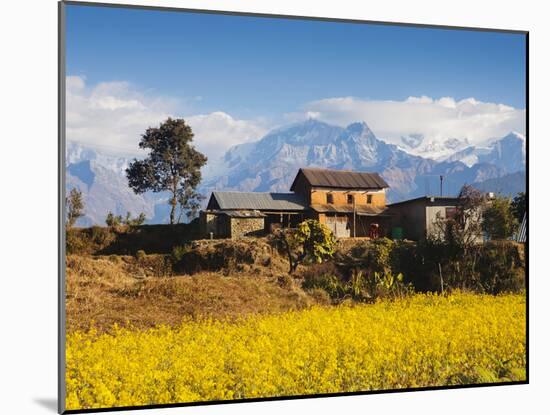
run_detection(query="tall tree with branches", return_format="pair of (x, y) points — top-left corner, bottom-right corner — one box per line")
(482, 196), (518, 240)
(511, 192), (527, 222)
(66, 188), (84, 228)
(126, 118), (207, 224)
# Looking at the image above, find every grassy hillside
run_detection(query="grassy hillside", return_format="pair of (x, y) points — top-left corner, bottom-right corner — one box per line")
(66, 222), (200, 255)
(66, 254), (323, 333)
(66, 236), (525, 332)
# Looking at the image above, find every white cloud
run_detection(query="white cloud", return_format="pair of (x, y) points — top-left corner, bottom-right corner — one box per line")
(66, 76), (267, 160)
(299, 95), (526, 152)
(66, 76), (175, 155)
(67, 76), (526, 163)
(186, 111), (268, 161)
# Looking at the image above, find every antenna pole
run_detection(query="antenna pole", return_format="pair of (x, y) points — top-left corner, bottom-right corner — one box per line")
(440, 175), (443, 196)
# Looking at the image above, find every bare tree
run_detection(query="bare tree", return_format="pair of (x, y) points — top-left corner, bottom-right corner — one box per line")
(66, 188), (84, 228)
(433, 185), (486, 248)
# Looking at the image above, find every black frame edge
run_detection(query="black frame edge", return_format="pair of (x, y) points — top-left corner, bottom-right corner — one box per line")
(58, 1), (67, 414)
(62, 381), (528, 414)
(61, 0), (528, 35)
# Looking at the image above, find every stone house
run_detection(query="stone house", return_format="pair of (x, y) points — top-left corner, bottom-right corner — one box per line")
(200, 191), (308, 239)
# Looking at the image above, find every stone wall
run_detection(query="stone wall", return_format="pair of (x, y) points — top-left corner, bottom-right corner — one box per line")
(230, 217), (265, 239)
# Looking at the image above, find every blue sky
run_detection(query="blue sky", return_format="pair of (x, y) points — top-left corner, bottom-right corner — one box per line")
(65, 4), (526, 159)
(67, 5), (526, 115)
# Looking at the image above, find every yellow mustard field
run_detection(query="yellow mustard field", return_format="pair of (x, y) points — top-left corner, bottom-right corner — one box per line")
(66, 293), (526, 410)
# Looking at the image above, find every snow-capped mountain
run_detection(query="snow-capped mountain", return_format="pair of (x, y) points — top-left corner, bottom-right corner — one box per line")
(65, 120), (526, 225)
(204, 119), (431, 199)
(444, 132), (526, 170)
(398, 133), (471, 160)
(203, 119), (525, 202)
(66, 142), (167, 226)
(478, 132), (526, 173)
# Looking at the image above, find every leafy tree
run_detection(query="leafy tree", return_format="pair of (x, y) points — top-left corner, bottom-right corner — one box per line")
(126, 118), (207, 224)
(511, 192), (527, 222)
(433, 185), (486, 248)
(105, 211), (121, 228)
(177, 187), (205, 223)
(429, 185), (488, 291)
(482, 196), (519, 240)
(66, 188), (84, 228)
(105, 211), (146, 227)
(274, 220), (337, 274)
(128, 212), (147, 226)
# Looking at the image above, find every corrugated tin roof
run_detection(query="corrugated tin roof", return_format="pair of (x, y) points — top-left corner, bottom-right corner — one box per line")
(311, 204), (391, 216)
(221, 210), (266, 218)
(290, 168), (389, 191)
(388, 196), (460, 207)
(208, 192), (308, 211)
(514, 213), (527, 243)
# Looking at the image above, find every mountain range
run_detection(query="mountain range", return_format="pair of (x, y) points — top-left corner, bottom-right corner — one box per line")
(66, 119), (526, 225)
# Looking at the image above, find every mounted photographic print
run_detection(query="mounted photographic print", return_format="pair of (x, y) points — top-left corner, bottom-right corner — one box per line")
(59, 1), (528, 413)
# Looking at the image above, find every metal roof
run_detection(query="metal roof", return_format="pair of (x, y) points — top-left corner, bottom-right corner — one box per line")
(290, 168), (389, 191)
(388, 196), (460, 207)
(311, 204), (391, 216)
(220, 210), (266, 218)
(208, 191), (308, 211)
(514, 213), (527, 243)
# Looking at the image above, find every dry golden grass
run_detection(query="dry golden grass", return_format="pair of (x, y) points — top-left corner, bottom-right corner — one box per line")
(66, 255), (321, 333)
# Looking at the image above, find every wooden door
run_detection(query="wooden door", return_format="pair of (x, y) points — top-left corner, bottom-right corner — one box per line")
(325, 215), (350, 238)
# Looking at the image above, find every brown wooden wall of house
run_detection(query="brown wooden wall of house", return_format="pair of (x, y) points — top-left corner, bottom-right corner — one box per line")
(309, 189), (385, 207)
(291, 173), (313, 204)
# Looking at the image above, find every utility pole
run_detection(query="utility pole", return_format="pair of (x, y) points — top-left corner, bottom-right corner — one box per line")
(439, 175), (444, 196)
(353, 195), (356, 238)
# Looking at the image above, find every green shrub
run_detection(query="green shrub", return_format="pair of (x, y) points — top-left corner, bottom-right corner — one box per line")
(302, 262), (346, 300)
(135, 250), (146, 261)
(172, 245), (192, 262)
(273, 219), (337, 274)
(301, 262), (412, 303)
(332, 238), (525, 296)
(476, 242), (525, 293)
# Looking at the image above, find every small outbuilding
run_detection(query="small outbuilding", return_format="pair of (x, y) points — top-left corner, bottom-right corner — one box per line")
(201, 191), (308, 239)
(200, 209), (266, 239)
(388, 196), (462, 241)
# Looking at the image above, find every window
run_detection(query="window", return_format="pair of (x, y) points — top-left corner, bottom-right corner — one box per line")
(445, 207), (457, 219)
(347, 194), (354, 204)
(326, 193), (334, 204)
(367, 194), (373, 204)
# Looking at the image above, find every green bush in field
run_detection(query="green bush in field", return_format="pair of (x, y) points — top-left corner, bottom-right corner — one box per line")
(476, 242), (525, 294)
(171, 244), (193, 263)
(273, 220), (337, 274)
(329, 237), (525, 297)
(482, 196), (519, 240)
(301, 261), (412, 303)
